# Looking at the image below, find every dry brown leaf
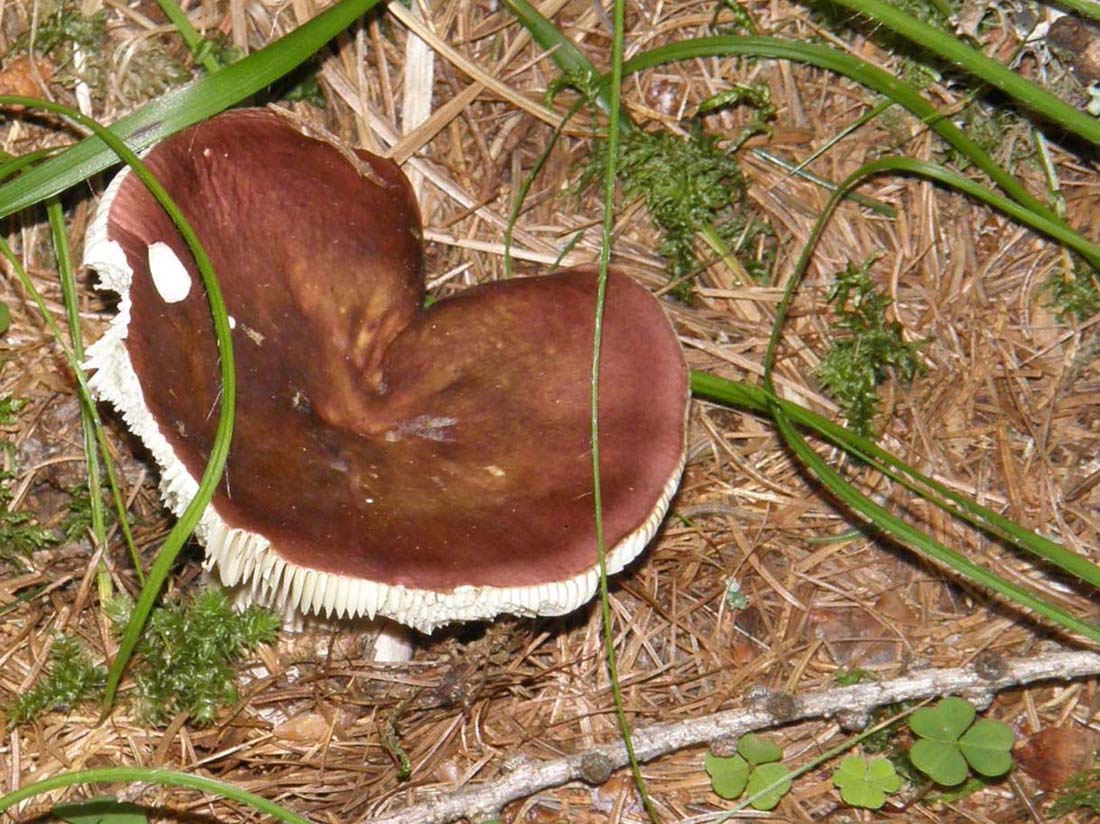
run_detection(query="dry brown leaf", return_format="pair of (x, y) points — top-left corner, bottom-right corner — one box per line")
(1015, 726), (1100, 791)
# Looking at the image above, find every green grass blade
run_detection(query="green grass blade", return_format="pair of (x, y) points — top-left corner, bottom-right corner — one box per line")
(0, 766), (310, 823)
(754, 151), (1100, 641)
(501, 0), (603, 95)
(0, 0), (380, 219)
(591, 1), (660, 819)
(48, 200), (118, 572)
(154, 0), (223, 74)
(829, 0), (1100, 144)
(0, 95), (238, 713)
(620, 38), (1051, 217)
(770, 399), (1100, 641)
(691, 372), (1100, 589)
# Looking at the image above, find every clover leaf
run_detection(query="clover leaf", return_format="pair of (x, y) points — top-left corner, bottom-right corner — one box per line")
(908, 697), (1014, 786)
(705, 734), (791, 811)
(705, 751), (750, 800)
(958, 718), (1015, 777)
(832, 756), (901, 809)
(746, 761), (793, 810)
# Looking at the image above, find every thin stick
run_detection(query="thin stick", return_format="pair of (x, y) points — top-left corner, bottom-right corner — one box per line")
(368, 650), (1100, 824)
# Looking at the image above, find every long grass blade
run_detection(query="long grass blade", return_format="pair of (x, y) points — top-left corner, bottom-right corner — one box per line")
(828, 0), (1100, 144)
(0, 766), (310, 823)
(756, 152), (1100, 641)
(0, 0), (380, 219)
(591, 1), (660, 820)
(0, 95), (238, 713)
(691, 372), (1100, 589)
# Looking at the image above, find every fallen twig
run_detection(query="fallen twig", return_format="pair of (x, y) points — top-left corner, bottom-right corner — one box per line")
(367, 649), (1100, 823)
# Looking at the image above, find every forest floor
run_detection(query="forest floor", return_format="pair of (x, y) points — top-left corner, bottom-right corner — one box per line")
(2, 0), (1100, 821)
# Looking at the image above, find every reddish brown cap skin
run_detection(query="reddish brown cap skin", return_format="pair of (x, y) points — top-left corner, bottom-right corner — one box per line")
(102, 109), (688, 592)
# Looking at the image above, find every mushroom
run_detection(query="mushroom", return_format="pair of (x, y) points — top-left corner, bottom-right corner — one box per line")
(84, 109), (689, 660)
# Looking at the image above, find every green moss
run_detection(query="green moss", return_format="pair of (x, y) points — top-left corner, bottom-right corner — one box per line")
(17, 0), (109, 93)
(817, 259), (924, 438)
(0, 471), (57, 567)
(7, 635), (105, 724)
(107, 588), (280, 726)
(583, 125), (775, 293)
(1050, 768), (1100, 817)
(1046, 254), (1100, 321)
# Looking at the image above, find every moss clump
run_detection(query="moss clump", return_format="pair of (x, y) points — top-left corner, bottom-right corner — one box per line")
(107, 588), (280, 726)
(7, 636), (105, 724)
(817, 259), (924, 438)
(584, 126), (774, 293)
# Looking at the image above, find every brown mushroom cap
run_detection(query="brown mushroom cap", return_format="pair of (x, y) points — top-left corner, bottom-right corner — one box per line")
(85, 109), (689, 632)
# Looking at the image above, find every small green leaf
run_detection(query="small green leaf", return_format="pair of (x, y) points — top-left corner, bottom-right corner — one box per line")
(909, 696), (975, 742)
(737, 733), (783, 765)
(958, 719), (1015, 777)
(705, 752), (749, 799)
(745, 762), (791, 810)
(910, 738), (969, 786)
(0, 303), (10, 335)
(832, 756), (901, 809)
(54, 797), (148, 823)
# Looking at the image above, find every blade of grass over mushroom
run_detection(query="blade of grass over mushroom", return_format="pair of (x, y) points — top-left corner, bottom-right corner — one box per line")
(0, 766), (310, 823)
(0, 0), (382, 219)
(691, 372), (1100, 589)
(592, 1), (659, 820)
(757, 157), (1100, 642)
(828, 0), (1100, 145)
(0, 96), (237, 712)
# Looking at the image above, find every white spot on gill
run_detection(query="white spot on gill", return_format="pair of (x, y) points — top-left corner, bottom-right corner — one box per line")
(147, 242), (192, 303)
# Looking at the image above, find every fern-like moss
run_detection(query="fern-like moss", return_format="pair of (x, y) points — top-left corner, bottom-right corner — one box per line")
(583, 125), (774, 293)
(817, 260), (924, 438)
(107, 588), (280, 726)
(7, 636), (105, 724)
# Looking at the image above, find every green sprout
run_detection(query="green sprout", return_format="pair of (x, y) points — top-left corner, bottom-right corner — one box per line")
(832, 755), (901, 809)
(817, 258), (924, 438)
(1047, 253), (1100, 320)
(106, 588), (280, 726)
(705, 733), (792, 811)
(907, 696), (1014, 786)
(60, 482), (112, 542)
(7, 636), (105, 724)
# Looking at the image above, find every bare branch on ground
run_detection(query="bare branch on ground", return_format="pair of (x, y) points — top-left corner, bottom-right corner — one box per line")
(369, 650), (1100, 824)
